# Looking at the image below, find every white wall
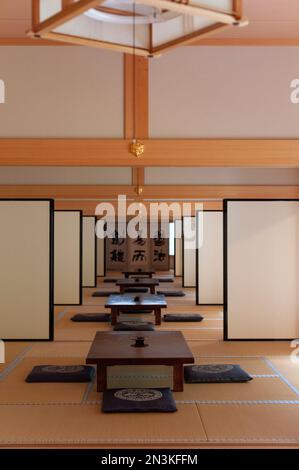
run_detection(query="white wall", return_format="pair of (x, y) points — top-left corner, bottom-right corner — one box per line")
(0, 200), (53, 340)
(54, 211), (82, 305)
(150, 47), (299, 138)
(0, 46), (123, 137)
(0, 167), (132, 185)
(197, 211), (223, 305)
(226, 200), (299, 340)
(145, 167), (299, 185)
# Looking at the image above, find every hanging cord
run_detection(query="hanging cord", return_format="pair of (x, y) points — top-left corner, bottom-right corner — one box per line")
(133, 0), (136, 141)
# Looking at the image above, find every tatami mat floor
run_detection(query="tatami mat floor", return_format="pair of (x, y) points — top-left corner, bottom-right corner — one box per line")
(1, 273), (299, 448)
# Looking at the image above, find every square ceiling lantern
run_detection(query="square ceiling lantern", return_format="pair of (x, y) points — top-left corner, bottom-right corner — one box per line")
(31, 0), (247, 56)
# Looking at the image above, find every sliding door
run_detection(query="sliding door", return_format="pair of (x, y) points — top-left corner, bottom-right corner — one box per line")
(196, 211), (223, 305)
(0, 199), (54, 340)
(174, 219), (182, 277)
(225, 200), (299, 340)
(82, 216), (96, 287)
(182, 216), (196, 287)
(54, 210), (82, 305)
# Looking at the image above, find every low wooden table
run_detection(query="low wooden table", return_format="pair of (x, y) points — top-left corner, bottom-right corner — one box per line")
(105, 294), (167, 325)
(116, 278), (159, 294)
(86, 331), (194, 392)
(122, 270), (155, 279)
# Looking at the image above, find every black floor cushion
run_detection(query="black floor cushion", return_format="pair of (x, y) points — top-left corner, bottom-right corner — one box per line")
(113, 322), (155, 331)
(163, 313), (203, 322)
(102, 388), (177, 413)
(157, 290), (186, 297)
(157, 278), (174, 283)
(26, 365), (95, 383)
(184, 364), (253, 383)
(103, 278), (119, 283)
(71, 313), (111, 322)
(120, 308), (153, 314)
(124, 287), (148, 293)
(92, 291), (119, 297)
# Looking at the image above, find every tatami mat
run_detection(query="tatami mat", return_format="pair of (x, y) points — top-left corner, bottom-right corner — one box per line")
(265, 357), (299, 395)
(0, 343), (31, 375)
(189, 341), (293, 357)
(55, 312), (110, 341)
(1, 274), (298, 447)
(0, 404), (206, 446)
(0, 358), (90, 404)
(193, 357), (274, 375)
(173, 378), (298, 403)
(27, 341), (92, 358)
(197, 404), (299, 443)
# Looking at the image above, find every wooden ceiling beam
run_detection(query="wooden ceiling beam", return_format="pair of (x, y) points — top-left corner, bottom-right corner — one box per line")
(1, 139), (299, 167)
(53, 199), (223, 215)
(0, 185), (298, 200)
(2, 38), (299, 47)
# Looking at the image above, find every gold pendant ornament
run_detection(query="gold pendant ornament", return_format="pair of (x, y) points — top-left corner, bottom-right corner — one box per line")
(130, 140), (145, 158)
(135, 185), (143, 196)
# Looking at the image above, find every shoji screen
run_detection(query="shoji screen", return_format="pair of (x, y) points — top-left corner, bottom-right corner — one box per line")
(174, 219), (182, 276)
(0, 199), (54, 340)
(225, 200), (299, 340)
(82, 216), (96, 287)
(96, 219), (105, 277)
(196, 211), (223, 305)
(96, 237), (105, 276)
(54, 211), (82, 305)
(182, 216), (196, 287)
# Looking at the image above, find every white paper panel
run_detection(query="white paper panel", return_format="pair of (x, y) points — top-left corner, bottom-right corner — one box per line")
(182, 216), (196, 287)
(97, 236), (105, 277)
(174, 219), (182, 276)
(82, 216), (96, 288)
(0, 46), (123, 138)
(150, 47), (299, 138)
(197, 211), (223, 305)
(54, 211), (82, 305)
(226, 200), (299, 340)
(0, 200), (53, 340)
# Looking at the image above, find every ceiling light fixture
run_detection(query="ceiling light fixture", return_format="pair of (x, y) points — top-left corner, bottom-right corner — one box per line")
(29, 0), (248, 57)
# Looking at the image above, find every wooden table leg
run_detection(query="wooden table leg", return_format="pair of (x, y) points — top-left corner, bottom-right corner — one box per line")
(97, 363), (107, 392)
(120, 286), (125, 294)
(173, 364), (184, 392)
(154, 307), (161, 325)
(150, 286), (155, 294)
(111, 307), (118, 325)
